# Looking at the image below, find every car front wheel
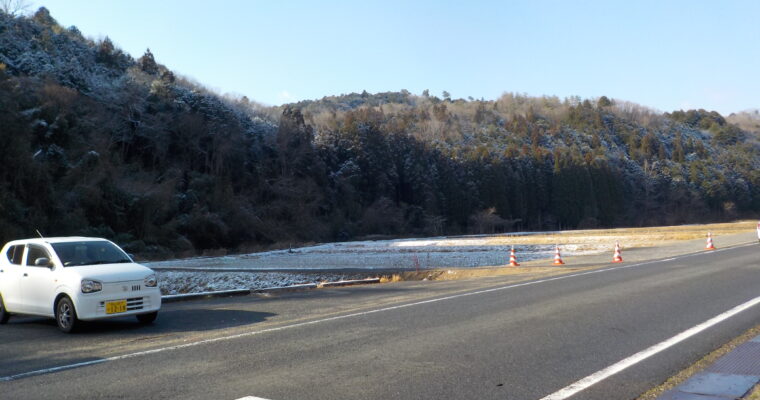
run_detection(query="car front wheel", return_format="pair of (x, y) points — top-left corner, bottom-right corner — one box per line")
(136, 311), (158, 324)
(55, 297), (79, 333)
(0, 294), (9, 324)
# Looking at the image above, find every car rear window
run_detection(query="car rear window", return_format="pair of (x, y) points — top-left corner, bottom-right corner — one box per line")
(5, 245), (23, 265)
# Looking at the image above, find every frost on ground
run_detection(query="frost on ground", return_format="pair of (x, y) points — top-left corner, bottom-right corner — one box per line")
(149, 234), (608, 294)
(147, 235), (605, 272)
(157, 270), (370, 295)
(146, 223), (755, 294)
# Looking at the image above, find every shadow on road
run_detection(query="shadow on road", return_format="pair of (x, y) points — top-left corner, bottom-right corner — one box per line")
(88, 308), (277, 334)
(0, 308), (277, 379)
(3, 308), (276, 335)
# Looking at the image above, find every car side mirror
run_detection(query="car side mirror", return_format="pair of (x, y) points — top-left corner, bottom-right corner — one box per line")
(34, 257), (52, 268)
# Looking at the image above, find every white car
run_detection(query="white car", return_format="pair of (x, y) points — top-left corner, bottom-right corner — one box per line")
(0, 237), (161, 332)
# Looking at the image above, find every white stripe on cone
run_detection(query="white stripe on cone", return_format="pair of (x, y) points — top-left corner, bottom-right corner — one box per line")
(612, 242), (623, 263)
(705, 232), (716, 250)
(509, 246), (520, 267)
(553, 246), (565, 265)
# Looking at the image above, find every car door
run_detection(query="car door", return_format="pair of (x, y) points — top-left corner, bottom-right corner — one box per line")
(0, 244), (25, 311)
(19, 244), (58, 316)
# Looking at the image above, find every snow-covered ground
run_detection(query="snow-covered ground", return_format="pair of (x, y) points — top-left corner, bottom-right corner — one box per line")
(146, 236), (604, 271)
(156, 270), (369, 295)
(148, 235), (610, 294)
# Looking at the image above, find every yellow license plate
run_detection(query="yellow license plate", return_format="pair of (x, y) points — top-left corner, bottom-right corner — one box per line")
(105, 300), (127, 314)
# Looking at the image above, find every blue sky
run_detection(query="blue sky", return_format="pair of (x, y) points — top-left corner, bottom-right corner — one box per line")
(30, 0), (759, 114)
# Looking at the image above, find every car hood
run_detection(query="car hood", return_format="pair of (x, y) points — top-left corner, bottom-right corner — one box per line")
(66, 263), (154, 283)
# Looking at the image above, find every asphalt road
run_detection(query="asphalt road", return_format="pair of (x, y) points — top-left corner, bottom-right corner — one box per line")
(1, 242), (759, 400)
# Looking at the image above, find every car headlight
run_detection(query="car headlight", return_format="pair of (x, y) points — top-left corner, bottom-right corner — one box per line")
(81, 279), (103, 293)
(144, 274), (158, 287)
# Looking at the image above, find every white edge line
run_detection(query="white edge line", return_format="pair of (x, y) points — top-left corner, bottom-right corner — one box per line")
(540, 294), (760, 400)
(236, 397), (272, 400)
(1, 243), (754, 383)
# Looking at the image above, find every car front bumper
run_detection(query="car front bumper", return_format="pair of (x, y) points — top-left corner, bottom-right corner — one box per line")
(74, 283), (161, 321)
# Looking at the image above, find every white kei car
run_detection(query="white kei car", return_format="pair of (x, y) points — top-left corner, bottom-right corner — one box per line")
(0, 237), (161, 332)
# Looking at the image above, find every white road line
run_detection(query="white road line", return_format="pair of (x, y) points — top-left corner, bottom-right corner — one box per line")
(540, 294), (760, 400)
(1, 243), (754, 383)
(236, 397), (272, 400)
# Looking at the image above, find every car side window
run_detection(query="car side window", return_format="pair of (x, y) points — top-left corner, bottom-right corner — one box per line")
(5, 245), (24, 265)
(26, 245), (51, 267)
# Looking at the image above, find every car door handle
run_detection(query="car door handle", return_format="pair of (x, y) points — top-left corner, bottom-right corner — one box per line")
(23, 273), (28, 277)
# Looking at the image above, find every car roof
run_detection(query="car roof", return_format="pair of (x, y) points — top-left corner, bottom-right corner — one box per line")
(4, 237), (110, 247)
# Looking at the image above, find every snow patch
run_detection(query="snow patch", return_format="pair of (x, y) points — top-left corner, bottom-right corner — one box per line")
(157, 270), (369, 295)
(149, 234), (610, 294)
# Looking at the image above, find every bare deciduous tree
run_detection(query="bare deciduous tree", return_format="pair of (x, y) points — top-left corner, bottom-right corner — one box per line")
(1, 0), (30, 16)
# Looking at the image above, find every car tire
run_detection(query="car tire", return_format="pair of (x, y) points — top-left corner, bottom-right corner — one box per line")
(136, 311), (158, 324)
(0, 294), (10, 324)
(55, 296), (79, 333)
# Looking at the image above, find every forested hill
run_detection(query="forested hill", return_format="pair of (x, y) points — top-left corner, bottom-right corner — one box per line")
(1, 8), (758, 258)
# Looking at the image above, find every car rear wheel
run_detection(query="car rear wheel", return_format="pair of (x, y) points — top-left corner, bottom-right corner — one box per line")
(0, 294), (9, 324)
(55, 297), (79, 333)
(136, 311), (158, 324)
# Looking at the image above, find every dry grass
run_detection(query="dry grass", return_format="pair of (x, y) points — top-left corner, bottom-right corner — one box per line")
(421, 266), (588, 281)
(379, 274), (403, 283)
(746, 385), (760, 400)
(374, 266), (598, 287)
(481, 221), (757, 249)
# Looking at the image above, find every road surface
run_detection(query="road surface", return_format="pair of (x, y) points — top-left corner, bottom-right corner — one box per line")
(1, 242), (759, 399)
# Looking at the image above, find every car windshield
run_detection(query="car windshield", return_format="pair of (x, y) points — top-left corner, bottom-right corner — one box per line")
(51, 241), (132, 267)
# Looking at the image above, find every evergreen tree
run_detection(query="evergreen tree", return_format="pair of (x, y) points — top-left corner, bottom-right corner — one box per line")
(138, 48), (158, 74)
(597, 96), (612, 108)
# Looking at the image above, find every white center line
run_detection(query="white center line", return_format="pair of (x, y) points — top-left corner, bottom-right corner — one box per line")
(1, 243), (754, 383)
(236, 397), (272, 400)
(540, 294), (760, 400)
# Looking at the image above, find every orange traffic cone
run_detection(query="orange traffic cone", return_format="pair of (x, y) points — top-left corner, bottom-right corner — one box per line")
(553, 245), (565, 265)
(612, 241), (623, 263)
(705, 232), (716, 250)
(509, 246), (520, 267)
